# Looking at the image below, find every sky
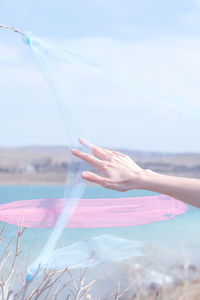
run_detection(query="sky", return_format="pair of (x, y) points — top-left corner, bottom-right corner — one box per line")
(0, 0), (200, 152)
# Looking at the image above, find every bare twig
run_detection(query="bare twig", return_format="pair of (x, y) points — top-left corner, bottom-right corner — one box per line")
(6, 289), (13, 300)
(4, 227), (26, 287)
(0, 222), (5, 238)
(70, 268), (97, 300)
(0, 251), (11, 273)
(114, 280), (120, 300)
(118, 278), (137, 297)
(0, 25), (24, 35)
(34, 269), (71, 299)
(13, 267), (42, 300)
(0, 282), (5, 300)
(0, 227), (26, 299)
(0, 233), (16, 264)
(25, 272), (51, 300)
(154, 290), (160, 300)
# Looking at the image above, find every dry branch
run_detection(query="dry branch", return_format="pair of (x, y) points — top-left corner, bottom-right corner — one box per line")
(0, 25), (23, 35)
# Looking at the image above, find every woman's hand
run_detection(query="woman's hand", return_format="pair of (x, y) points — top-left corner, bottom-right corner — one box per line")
(71, 139), (200, 208)
(71, 139), (146, 191)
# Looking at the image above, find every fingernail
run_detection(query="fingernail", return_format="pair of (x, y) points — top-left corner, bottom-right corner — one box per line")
(79, 137), (86, 144)
(79, 137), (91, 148)
(82, 172), (89, 178)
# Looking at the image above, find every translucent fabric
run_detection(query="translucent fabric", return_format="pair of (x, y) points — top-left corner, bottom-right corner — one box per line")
(44, 235), (143, 270)
(4, 31), (191, 281)
(0, 195), (187, 228)
(22, 32), (96, 281)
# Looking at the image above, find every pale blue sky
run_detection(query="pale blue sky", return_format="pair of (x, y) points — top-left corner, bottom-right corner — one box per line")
(0, 0), (200, 152)
(1, 0), (200, 39)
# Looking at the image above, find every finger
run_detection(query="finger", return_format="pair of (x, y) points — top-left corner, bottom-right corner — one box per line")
(71, 149), (103, 169)
(82, 171), (108, 186)
(111, 150), (126, 157)
(91, 145), (111, 161)
(78, 137), (92, 150)
(92, 146), (126, 161)
(79, 138), (111, 161)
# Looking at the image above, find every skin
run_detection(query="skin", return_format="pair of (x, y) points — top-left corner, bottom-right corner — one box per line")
(71, 138), (200, 209)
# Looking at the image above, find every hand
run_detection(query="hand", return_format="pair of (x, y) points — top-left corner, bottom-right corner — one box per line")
(71, 139), (146, 191)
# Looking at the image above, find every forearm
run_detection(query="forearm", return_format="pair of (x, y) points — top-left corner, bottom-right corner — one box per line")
(141, 170), (200, 208)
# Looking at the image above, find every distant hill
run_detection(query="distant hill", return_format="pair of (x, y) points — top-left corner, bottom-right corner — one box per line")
(0, 146), (200, 185)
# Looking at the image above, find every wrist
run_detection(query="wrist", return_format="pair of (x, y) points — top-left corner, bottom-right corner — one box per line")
(137, 168), (157, 190)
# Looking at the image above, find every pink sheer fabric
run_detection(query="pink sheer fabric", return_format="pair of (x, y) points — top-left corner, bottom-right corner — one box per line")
(0, 195), (187, 228)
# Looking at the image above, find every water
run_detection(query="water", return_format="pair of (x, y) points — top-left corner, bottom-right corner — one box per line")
(0, 185), (200, 270)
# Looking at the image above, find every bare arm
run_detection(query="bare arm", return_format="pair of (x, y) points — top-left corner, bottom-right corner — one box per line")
(142, 170), (200, 208)
(71, 139), (200, 209)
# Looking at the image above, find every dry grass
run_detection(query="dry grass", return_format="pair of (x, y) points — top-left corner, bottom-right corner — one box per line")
(0, 223), (199, 300)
